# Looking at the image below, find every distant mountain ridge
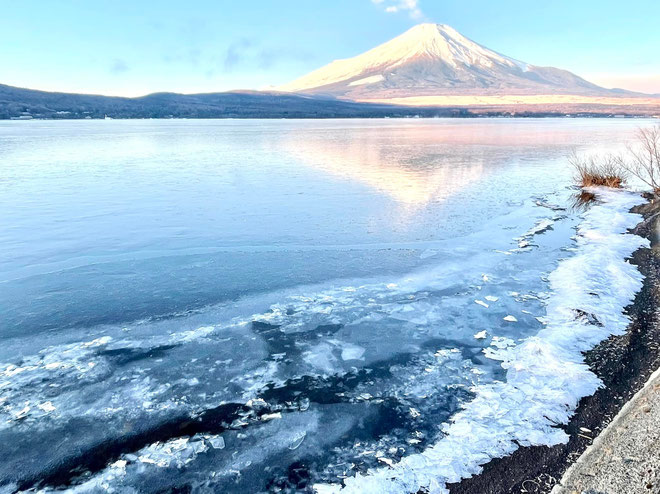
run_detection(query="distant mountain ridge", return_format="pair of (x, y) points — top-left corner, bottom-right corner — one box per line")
(0, 84), (473, 119)
(277, 24), (639, 100)
(1, 82), (658, 120)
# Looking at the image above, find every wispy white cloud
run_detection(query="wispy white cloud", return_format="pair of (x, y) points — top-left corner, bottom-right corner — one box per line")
(219, 39), (314, 74)
(371, 0), (424, 19)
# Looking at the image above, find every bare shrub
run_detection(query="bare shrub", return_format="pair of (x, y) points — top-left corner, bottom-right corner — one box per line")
(618, 125), (660, 193)
(569, 150), (627, 189)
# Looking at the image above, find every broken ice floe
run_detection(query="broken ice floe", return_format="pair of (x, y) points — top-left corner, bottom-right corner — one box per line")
(2, 190), (603, 492)
(483, 336), (516, 361)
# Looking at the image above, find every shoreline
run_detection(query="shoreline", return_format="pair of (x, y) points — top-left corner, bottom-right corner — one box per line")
(448, 193), (660, 493)
(3, 113), (660, 121)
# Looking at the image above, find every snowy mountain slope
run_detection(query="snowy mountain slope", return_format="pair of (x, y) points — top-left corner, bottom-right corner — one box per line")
(277, 24), (623, 99)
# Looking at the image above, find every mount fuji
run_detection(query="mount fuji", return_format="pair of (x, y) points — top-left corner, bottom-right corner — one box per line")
(277, 24), (629, 102)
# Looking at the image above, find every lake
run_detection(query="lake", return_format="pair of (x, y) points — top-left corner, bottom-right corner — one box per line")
(0, 118), (650, 493)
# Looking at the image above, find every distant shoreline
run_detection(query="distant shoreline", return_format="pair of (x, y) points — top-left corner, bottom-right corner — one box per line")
(4, 113), (660, 121)
(2, 83), (659, 120)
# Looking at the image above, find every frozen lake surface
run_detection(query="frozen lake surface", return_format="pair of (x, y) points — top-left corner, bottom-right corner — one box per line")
(0, 119), (650, 493)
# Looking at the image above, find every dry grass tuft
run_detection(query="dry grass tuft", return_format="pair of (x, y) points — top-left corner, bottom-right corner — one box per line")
(569, 151), (627, 189)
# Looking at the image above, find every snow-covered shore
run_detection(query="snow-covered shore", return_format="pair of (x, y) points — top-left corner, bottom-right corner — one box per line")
(318, 188), (649, 494)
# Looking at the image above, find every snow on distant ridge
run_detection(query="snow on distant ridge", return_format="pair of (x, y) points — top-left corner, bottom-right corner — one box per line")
(315, 188), (647, 494)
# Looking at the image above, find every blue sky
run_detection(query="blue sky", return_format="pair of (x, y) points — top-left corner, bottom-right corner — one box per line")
(2, 0), (659, 96)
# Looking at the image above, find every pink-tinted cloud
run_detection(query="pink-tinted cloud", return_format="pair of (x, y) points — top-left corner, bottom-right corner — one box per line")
(585, 73), (660, 95)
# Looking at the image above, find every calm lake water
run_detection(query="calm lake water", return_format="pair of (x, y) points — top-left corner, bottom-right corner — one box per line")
(0, 118), (651, 493)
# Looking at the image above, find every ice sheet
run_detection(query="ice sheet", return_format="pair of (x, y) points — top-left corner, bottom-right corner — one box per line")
(319, 188), (647, 494)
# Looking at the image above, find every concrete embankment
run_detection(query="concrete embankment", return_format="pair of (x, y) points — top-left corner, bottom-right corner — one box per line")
(552, 366), (660, 493)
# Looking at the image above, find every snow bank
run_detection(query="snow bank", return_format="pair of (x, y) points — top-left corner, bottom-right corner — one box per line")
(316, 188), (648, 494)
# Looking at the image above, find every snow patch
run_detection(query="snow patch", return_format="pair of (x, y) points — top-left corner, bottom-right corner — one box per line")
(348, 74), (385, 86)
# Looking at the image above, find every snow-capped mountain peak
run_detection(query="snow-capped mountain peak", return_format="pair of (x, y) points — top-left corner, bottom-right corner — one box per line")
(276, 23), (608, 99)
(376, 23), (524, 70)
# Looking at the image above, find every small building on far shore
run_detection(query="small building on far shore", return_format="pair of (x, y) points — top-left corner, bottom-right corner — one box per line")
(11, 112), (34, 120)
